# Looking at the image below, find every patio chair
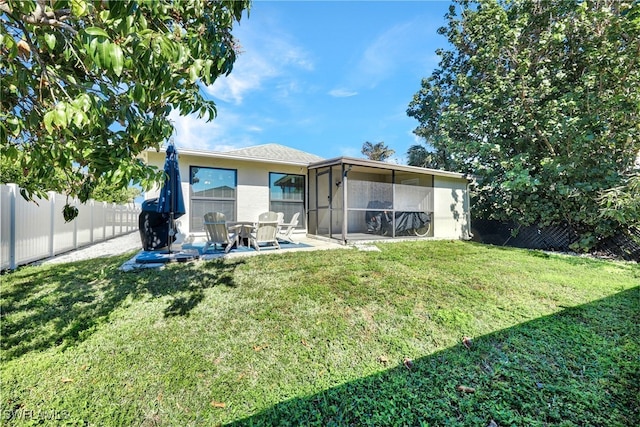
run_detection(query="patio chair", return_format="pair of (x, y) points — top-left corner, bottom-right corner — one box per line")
(203, 212), (239, 254)
(249, 211), (280, 251)
(277, 212), (300, 244)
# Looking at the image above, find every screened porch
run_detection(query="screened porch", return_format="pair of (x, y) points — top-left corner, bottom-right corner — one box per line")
(307, 158), (435, 243)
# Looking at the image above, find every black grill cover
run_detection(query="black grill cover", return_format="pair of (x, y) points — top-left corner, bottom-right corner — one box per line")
(138, 198), (173, 250)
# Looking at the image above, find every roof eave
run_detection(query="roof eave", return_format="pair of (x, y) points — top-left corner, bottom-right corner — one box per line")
(147, 147), (315, 167)
(309, 156), (469, 180)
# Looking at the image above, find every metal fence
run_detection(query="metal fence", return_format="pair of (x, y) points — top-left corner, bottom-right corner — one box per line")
(1, 184), (140, 270)
(471, 219), (640, 261)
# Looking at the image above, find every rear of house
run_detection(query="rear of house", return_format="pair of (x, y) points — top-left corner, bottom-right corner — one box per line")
(142, 143), (472, 244)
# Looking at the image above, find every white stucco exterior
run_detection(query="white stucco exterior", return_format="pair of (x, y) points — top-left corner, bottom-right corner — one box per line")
(432, 175), (472, 240)
(143, 146), (311, 234)
(142, 144), (472, 242)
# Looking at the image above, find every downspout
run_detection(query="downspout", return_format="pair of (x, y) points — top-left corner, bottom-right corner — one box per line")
(465, 175), (474, 240)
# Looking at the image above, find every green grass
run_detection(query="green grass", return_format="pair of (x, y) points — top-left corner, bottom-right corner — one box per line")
(1, 240), (638, 426)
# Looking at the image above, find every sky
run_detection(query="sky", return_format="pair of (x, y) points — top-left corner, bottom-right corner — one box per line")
(169, 0), (453, 164)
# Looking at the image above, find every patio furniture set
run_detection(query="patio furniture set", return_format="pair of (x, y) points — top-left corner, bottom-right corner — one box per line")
(202, 211), (300, 254)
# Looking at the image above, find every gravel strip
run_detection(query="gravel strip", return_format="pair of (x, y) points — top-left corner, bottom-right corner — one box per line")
(38, 232), (142, 265)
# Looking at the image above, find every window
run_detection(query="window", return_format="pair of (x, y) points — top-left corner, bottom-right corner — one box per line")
(190, 166), (236, 232)
(270, 172), (305, 228)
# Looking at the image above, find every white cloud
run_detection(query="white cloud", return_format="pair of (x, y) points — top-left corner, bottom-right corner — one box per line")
(205, 53), (279, 104)
(169, 109), (258, 152)
(344, 18), (440, 91)
(203, 25), (313, 105)
(328, 88), (358, 98)
(355, 22), (413, 89)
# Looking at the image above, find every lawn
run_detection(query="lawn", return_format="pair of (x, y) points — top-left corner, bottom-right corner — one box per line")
(1, 240), (638, 426)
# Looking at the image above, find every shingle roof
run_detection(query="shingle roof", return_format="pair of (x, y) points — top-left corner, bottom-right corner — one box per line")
(224, 144), (324, 164)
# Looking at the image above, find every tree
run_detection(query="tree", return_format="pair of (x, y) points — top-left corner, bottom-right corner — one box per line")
(361, 141), (395, 162)
(599, 172), (640, 231)
(407, 0), (640, 250)
(406, 144), (449, 169)
(1, 156), (140, 204)
(92, 182), (141, 205)
(1, 0), (250, 219)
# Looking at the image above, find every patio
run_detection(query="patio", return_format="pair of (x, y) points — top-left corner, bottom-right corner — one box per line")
(121, 234), (348, 271)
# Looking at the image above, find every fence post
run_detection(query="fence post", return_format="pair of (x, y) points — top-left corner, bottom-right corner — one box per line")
(49, 191), (55, 258)
(90, 199), (94, 243)
(73, 197), (78, 249)
(8, 184), (17, 270)
(112, 203), (116, 237)
(102, 201), (106, 241)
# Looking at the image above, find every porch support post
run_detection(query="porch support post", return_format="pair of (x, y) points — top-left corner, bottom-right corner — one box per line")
(391, 170), (396, 238)
(341, 163), (348, 243)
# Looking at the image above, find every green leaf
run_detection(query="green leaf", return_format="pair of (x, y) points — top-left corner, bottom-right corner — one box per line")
(44, 33), (56, 50)
(84, 27), (110, 38)
(53, 106), (67, 128)
(71, 0), (88, 17)
(110, 44), (124, 76)
(97, 39), (111, 70)
(72, 110), (86, 128)
(86, 36), (99, 62)
(43, 111), (55, 134)
(132, 85), (146, 103)
(189, 66), (198, 84)
(6, 117), (21, 136)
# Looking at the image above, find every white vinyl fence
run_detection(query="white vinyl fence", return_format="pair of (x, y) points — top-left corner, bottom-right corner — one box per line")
(1, 183), (140, 270)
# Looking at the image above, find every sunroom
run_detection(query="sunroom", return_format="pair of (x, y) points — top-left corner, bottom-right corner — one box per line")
(307, 157), (472, 244)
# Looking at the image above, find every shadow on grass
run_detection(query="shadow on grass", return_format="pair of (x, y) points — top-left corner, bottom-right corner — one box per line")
(228, 287), (640, 426)
(0, 253), (244, 362)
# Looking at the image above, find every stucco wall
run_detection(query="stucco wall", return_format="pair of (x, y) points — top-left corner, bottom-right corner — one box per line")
(432, 176), (471, 239)
(145, 151), (307, 233)
(144, 150), (471, 240)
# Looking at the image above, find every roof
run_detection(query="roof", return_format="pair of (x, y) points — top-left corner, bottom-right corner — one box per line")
(309, 156), (471, 181)
(152, 143), (324, 166)
(224, 144), (324, 164)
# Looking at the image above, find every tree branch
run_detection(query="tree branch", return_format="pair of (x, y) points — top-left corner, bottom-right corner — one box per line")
(0, 0), (78, 35)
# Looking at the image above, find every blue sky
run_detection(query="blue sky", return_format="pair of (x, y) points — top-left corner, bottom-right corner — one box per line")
(170, 0), (453, 163)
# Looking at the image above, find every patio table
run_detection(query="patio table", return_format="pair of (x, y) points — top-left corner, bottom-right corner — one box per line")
(227, 221), (256, 247)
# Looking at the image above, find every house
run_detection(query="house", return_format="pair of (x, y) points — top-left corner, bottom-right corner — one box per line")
(141, 143), (473, 244)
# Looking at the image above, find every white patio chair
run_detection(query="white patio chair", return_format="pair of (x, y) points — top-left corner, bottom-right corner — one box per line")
(249, 211), (280, 251)
(277, 212), (300, 244)
(203, 212), (239, 254)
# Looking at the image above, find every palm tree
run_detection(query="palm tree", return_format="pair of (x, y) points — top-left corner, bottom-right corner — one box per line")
(406, 144), (451, 170)
(361, 141), (395, 162)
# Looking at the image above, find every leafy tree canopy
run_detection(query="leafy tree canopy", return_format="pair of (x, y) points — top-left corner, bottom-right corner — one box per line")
(599, 171), (640, 230)
(406, 144), (448, 169)
(1, 0), (250, 216)
(0, 158), (139, 204)
(361, 141), (395, 162)
(407, 0), (640, 250)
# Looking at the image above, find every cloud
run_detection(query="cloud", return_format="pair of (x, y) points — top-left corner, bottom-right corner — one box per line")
(328, 88), (358, 98)
(203, 25), (313, 105)
(204, 53), (279, 105)
(169, 109), (258, 152)
(345, 18), (440, 91)
(356, 22), (414, 88)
